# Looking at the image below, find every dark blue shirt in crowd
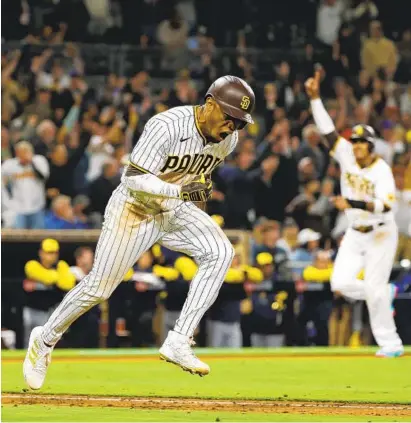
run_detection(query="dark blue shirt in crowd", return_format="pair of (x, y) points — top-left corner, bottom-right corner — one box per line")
(45, 212), (89, 229)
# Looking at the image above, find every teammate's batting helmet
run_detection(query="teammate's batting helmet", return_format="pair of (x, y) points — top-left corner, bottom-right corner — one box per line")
(205, 76), (255, 128)
(350, 124), (376, 151)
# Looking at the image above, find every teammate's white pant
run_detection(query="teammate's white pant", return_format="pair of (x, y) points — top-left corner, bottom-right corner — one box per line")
(42, 185), (234, 345)
(331, 221), (402, 349)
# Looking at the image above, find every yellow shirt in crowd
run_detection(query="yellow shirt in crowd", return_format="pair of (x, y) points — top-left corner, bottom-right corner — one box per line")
(24, 260), (76, 291)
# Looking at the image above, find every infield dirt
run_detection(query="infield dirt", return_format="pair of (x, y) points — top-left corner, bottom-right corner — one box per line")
(3, 394), (411, 418)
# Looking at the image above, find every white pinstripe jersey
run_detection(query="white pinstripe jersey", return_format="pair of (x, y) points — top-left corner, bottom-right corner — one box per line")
(121, 105), (238, 212)
(331, 137), (396, 227)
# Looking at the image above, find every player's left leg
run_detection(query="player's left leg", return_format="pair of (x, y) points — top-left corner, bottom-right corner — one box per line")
(363, 221), (404, 357)
(331, 229), (366, 300)
(23, 187), (164, 389)
(158, 202), (235, 375)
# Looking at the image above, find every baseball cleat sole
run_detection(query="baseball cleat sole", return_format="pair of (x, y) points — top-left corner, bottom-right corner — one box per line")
(375, 349), (404, 358)
(159, 354), (209, 377)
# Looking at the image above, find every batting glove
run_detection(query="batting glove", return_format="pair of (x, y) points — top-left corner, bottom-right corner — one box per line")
(180, 174), (212, 202)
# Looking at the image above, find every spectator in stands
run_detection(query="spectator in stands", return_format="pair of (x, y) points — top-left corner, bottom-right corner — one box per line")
(316, 0), (345, 48)
(285, 178), (334, 234)
(72, 194), (92, 226)
(217, 149), (255, 229)
(394, 172), (411, 261)
(345, 0), (379, 37)
(287, 78), (310, 121)
(297, 157), (318, 182)
(2, 50), (24, 124)
(1, 125), (12, 163)
(45, 195), (89, 229)
(37, 60), (71, 92)
(166, 72), (198, 108)
(299, 250), (334, 346)
(2, 178), (16, 228)
(252, 219), (289, 279)
(275, 61), (293, 110)
(396, 29), (411, 83)
(337, 22), (362, 74)
(157, 8), (189, 70)
(22, 89), (52, 123)
(82, 0), (114, 38)
(46, 127), (90, 200)
(250, 153), (297, 223)
(290, 228), (322, 275)
(262, 83), (278, 135)
(123, 71), (150, 106)
(361, 20), (398, 79)
(375, 120), (403, 166)
(2, 0), (31, 41)
(277, 218), (300, 258)
(153, 247), (191, 343)
(129, 251), (164, 347)
(2, 141), (49, 229)
(32, 120), (57, 157)
(244, 252), (294, 347)
(66, 246), (100, 348)
(231, 55), (254, 86)
(108, 251), (163, 348)
(207, 247), (262, 348)
(400, 85), (411, 116)
(23, 238), (75, 346)
(70, 246), (94, 282)
(89, 160), (120, 218)
(86, 134), (115, 183)
(296, 124), (327, 178)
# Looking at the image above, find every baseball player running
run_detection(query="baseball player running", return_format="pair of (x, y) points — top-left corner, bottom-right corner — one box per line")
(24, 76), (256, 389)
(305, 70), (403, 358)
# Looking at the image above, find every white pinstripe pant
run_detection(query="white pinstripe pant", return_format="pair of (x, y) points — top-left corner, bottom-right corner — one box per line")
(42, 185), (234, 345)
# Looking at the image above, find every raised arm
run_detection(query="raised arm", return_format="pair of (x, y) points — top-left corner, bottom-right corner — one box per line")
(305, 70), (341, 152)
(1, 50), (21, 81)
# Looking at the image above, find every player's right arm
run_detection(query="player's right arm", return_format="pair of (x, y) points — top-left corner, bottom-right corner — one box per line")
(123, 116), (212, 202)
(123, 116), (181, 199)
(305, 70), (351, 162)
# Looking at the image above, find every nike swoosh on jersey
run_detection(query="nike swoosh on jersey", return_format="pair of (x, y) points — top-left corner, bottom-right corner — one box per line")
(180, 137), (190, 142)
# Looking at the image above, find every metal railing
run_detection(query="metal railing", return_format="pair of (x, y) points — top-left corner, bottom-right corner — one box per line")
(2, 40), (307, 79)
(2, 228), (409, 276)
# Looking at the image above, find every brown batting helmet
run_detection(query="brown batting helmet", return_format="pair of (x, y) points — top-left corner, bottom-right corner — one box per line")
(205, 75), (255, 127)
(350, 124), (376, 151)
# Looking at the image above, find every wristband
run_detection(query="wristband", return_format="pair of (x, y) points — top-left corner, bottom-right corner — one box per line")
(346, 199), (367, 210)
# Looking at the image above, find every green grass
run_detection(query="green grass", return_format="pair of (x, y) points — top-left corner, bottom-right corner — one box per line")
(2, 348), (411, 422)
(4, 346), (410, 358)
(2, 405), (411, 423)
(2, 348), (411, 403)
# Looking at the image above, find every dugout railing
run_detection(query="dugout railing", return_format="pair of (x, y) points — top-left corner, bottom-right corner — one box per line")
(2, 229), (410, 348)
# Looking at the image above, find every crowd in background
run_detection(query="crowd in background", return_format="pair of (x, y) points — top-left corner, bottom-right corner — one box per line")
(1, 0), (411, 349)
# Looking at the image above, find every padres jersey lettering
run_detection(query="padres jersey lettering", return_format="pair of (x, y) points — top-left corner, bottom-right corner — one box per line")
(331, 137), (396, 227)
(122, 105), (237, 212)
(128, 106), (237, 180)
(344, 172), (375, 197)
(160, 154), (224, 175)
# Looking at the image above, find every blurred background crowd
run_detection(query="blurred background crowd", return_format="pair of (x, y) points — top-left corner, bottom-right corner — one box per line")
(1, 0), (411, 350)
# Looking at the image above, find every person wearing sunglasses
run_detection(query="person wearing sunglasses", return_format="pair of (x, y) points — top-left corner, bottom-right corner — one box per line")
(305, 69), (403, 358)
